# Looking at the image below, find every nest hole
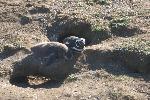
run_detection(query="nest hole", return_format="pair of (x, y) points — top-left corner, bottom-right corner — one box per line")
(46, 17), (110, 46)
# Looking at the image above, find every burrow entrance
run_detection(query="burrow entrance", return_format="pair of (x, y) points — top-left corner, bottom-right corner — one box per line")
(42, 16), (110, 45)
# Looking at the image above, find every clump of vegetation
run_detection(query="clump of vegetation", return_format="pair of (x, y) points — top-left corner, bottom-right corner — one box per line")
(2, 44), (30, 57)
(109, 91), (136, 100)
(114, 36), (150, 73)
(117, 37), (150, 55)
(85, 0), (109, 5)
(109, 17), (140, 37)
(110, 18), (128, 30)
(93, 0), (109, 5)
(87, 18), (111, 44)
(19, 15), (31, 25)
(28, 5), (50, 14)
(90, 25), (111, 44)
(64, 74), (78, 83)
(109, 18), (129, 36)
(0, 35), (24, 52)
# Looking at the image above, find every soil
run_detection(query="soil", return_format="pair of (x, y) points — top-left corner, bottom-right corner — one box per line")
(0, 0), (150, 100)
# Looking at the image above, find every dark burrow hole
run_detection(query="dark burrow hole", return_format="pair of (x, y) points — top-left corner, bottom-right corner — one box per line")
(44, 17), (111, 46)
(9, 75), (63, 88)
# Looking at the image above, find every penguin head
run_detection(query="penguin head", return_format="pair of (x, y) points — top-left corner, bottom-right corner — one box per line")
(63, 36), (85, 52)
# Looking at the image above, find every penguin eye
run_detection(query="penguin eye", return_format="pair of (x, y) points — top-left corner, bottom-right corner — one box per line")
(75, 39), (85, 48)
(75, 41), (80, 47)
(75, 40), (80, 47)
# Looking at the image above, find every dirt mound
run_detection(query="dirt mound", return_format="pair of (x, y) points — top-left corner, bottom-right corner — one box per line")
(84, 34), (150, 73)
(0, 0), (150, 99)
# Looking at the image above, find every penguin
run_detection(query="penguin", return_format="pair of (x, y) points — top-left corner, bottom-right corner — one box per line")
(10, 36), (86, 84)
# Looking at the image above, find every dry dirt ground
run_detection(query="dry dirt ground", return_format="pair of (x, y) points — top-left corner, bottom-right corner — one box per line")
(0, 0), (150, 100)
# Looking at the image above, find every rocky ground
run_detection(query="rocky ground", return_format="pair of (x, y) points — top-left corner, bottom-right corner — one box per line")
(0, 0), (150, 100)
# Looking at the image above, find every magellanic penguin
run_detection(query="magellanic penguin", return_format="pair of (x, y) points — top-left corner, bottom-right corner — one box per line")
(10, 36), (86, 84)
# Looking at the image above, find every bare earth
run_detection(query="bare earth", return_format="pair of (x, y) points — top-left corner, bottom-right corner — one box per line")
(0, 0), (150, 100)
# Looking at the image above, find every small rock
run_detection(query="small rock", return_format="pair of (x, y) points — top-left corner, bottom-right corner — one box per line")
(19, 16), (31, 25)
(28, 6), (50, 14)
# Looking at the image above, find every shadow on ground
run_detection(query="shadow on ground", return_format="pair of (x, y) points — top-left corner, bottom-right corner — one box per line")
(12, 80), (63, 89)
(84, 49), (150, 82)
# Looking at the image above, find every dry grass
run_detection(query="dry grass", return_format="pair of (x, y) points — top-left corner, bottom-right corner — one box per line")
(0, 0), (149, 99)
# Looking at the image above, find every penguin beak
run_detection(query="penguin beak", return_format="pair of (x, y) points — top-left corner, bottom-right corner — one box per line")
(74, 38), (85, 52)
(77, 38), (85, 47)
